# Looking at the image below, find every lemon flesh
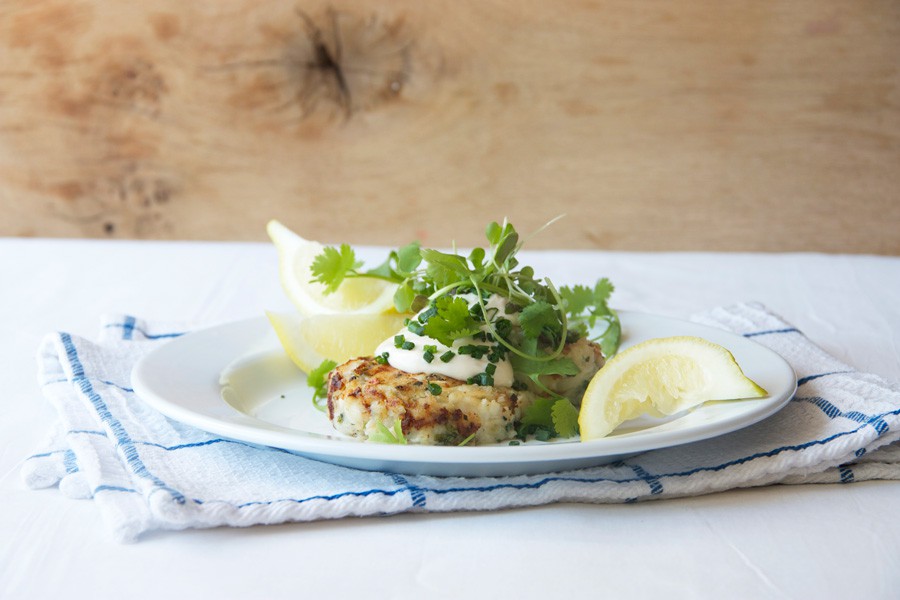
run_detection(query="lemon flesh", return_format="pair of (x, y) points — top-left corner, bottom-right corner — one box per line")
(579, 336), (767, 441)
(266, 311), (409, 373)
(266, 220), (397, 316)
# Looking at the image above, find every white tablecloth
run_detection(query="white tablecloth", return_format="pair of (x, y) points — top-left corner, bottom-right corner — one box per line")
(2, 238), (898, 598)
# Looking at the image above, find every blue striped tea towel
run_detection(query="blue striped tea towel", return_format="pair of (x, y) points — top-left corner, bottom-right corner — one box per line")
(22, 303), (900, 542)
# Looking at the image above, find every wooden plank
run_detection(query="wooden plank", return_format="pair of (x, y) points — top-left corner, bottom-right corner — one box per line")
(0, 0), (898, 252)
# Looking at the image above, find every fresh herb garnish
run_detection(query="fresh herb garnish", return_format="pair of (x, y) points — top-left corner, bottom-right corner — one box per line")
(368, 420), (408, 445)
(517, 397), (580, 440)
(550, 397), (580, 438)
(309, 218), (621, 439)
(307, 359), (337, 412)
(458, 432), (477, 446)
(560, 278), (620, 358)
(310, 244), (361, 293)
(420, 295), (482, 347)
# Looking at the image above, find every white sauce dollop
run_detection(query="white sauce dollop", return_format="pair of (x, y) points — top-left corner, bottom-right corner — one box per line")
(374, 294), (515, 387)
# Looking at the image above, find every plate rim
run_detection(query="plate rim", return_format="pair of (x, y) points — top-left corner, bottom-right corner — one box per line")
(131, 311), (797, 474)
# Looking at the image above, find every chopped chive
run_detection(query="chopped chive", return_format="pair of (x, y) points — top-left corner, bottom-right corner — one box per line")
(393, 334), (405, 348)
(375, 352), (390, 365)
(401, 341), (415, 351)
(418, 306), (437, 323)
(424, 344), (437, 354)
(488, 344), (508, 362)
(423, 351), (435, 363)
(494, 318), (512, 339)
(427, 383), (442, 395)
(458, 344), (489, 358)
(407, 321), (424, 335)
(485, 363), (496, 375)
(466, 373), (494, 385)
(458, 432), (477, 446)
(440, 350), (455, 363)
(467, 373), (492, 386)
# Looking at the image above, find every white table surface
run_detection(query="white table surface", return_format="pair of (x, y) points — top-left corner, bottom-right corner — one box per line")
(1, 238), (898, 599)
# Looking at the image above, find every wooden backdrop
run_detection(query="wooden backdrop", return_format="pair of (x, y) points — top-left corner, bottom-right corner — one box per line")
(1, 0), (898, 252)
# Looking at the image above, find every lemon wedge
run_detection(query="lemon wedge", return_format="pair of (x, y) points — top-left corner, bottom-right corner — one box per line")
(267, 220), (398, 316)
(266, 310), (409, 373)
(579, 336), (767, 440)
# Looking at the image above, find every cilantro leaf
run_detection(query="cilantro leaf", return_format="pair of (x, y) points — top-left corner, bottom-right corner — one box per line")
(511, 355), (578, 381)
(597, 315), (621, 358)
(307, 359), (337, 411)
(517, 397), (579, 439)
(518, 300), (560, 339)
(560, 284), (595, 316)
(310, 244), (360, 293)
(561, 278), (621, 356)
(421, 296), (481, 347)
(520, 396), (555, 428)
(560, 279), (614, 324)
(509, 336), (579, 378)
(551, 398), (579, 437)
(593, 277), (614, 305)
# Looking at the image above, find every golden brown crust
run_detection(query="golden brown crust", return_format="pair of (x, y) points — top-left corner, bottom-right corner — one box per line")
(326, 357), (532, 445)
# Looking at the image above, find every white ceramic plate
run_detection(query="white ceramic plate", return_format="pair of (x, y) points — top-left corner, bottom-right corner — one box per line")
(131, 312), (796, 476)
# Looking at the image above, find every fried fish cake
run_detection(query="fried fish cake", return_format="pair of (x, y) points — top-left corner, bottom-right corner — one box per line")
(326, 357), (533, 445)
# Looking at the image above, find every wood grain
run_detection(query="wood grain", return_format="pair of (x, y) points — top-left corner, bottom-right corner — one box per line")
(1, 0), (898, 252)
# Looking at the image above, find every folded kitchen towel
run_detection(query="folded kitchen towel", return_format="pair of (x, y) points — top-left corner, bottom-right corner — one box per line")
(22, 304), (900, 542)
